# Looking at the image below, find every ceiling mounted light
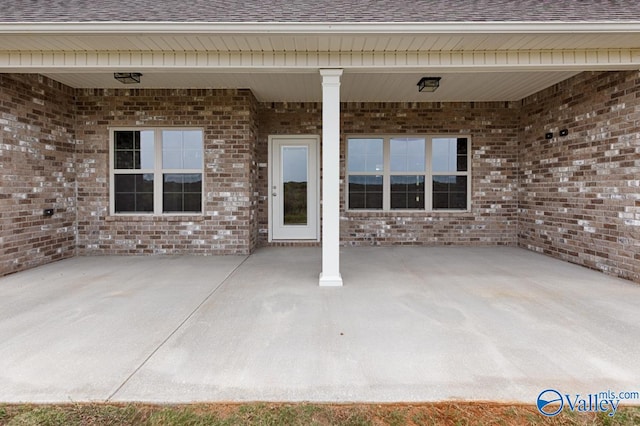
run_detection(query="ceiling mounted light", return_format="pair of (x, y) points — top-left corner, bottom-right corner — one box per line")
(114, 72), (142, 84)
(417, 76), (441, 92)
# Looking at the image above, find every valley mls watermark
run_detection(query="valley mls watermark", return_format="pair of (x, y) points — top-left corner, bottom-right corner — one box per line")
(537, 388), (640, 417)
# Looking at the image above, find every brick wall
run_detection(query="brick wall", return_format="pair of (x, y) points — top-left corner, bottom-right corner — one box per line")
(0, 74), (76, 276)
(257, 101), (520, 247)
(74, 88), (258, 256)
(2, 71), (638, 284)
(519, 71), (640, 282)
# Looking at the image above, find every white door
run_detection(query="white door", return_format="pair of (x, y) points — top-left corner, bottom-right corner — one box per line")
(269, 136), (319, 240)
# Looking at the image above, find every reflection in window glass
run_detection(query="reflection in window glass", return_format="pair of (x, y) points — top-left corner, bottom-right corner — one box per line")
(140, 132), (155, 169)
(162, 130), (203, 169)
(432, 176), (467, 210)
(345, 136), (470, 211)
(391, 175), (424, 209)
(348, 175), (383, 209)
(114, 173), (154, 212)
(348, 139), (383, 172)
(282, 146), (308, 225)
(433, 138), (468, 172)
(391, 175), (425, 209)
(114, 130), (154, 170)
(390, 138), (425, 172)
(163, 173), (202, 213)
(112, 129), (204, 215)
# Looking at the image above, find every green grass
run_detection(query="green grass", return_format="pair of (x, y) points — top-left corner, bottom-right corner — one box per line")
(1, 403), (639, 426)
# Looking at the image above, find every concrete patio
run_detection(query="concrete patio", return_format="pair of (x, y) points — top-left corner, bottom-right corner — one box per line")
(1, 246), (639, 404)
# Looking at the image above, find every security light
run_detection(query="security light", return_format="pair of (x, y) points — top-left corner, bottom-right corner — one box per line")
(417, 77), (441, 92)
(114, 72), (142, 84)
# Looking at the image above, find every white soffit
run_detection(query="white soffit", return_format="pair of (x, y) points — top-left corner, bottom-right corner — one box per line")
(5, 21), (636, 102)
(41, 71), (581, 102)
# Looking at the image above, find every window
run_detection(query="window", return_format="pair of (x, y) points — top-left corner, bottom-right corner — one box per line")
(432, 137), (468, 210)
(347, 138), (383, 209)
(110, 129), (203, 214)
(346, 136), (470, 211)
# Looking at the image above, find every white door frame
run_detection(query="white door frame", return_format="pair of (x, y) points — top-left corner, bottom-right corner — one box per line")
(268, 135), (320, 241)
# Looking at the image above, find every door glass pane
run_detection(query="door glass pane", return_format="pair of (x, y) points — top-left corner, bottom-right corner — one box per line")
(282, 146), (308, 225)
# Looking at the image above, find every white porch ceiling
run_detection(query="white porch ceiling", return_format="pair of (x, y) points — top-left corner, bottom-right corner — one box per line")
(3, 23), (638, 102)
(42, 70), (580, 102)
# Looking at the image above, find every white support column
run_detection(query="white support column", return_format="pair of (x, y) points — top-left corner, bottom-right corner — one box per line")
(319, 69), (343, 287)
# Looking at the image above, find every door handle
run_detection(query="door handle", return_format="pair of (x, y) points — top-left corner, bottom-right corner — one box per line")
(272, 192), (277, 196)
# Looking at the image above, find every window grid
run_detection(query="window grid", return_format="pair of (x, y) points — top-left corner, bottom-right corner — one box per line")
(346, 135), (471, 212)
(110, 128), (204, 215)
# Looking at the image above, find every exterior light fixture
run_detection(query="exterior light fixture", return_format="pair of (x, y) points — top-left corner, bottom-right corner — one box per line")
(114, 72), (142, 84)
(417, 77), (441, 92)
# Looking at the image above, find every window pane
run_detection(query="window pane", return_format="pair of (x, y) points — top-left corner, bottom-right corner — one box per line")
(183, 149), (203, 169)
(457, 138), (468, 171)
(184, 194), (202, 212)
(390, 175), (425, 209)
(140, 131), (155, 169)
(390, 138), (425, 172)
(114, 173), (154, 213)
(163, 150), (182, 169)
(114, 130), (154, 170)
(115, 131), (134, 150)
(348, 175), (383, 209)
(457, 138), (468, 155)
(433, 137), (468, 173)
(432, 176), (468, 210)
(349, 193), (365, 209)
(115, 193), (135, 212)
(183, 130), (203, 150)
(115, 150), (134, 169)
(347, 139), (383, 172)
(457, 156), (468, 172)
(432, 138), (457, 172)
(163, 173), (202, 213)
(282, 146), (308, 225)
(183, 130), (203, 168)
(135, 173), (154, 192)
(163, 193), (181, 212)
(136, 193), (154, 211)
(114, 174), (134, 193)
(162, 130), (182, 150)
(162, 130), (203, 169)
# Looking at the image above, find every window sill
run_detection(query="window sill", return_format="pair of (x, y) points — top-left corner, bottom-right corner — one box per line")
(106, 214), (205, 222)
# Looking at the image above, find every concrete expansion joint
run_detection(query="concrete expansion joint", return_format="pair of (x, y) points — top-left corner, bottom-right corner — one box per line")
(104, 254), (251, 401)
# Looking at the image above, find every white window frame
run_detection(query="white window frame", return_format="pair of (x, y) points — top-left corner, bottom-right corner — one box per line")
(109, 127), (204, 216)
(345, 134), (471, 212)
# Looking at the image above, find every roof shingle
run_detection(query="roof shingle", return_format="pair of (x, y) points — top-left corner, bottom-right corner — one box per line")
(2, 0), (640, 23)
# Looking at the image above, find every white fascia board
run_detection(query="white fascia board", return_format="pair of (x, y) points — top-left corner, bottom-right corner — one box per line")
(2, 49), (638, 72)
(0, 21), (639, 35)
